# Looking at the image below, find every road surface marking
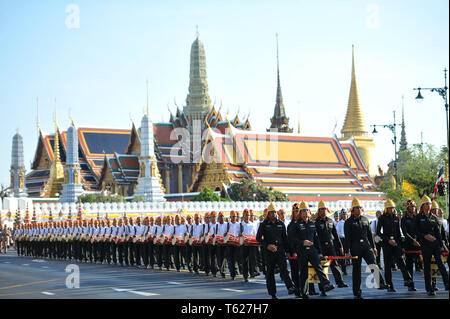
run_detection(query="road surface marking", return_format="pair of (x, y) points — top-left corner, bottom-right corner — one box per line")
(248, 279), (284, 286)
(41, 266), (49, 269)
(167, 282), (182, 285)
(32, 259), (46, 263)
(221, 288), (245, 293)
(41, 292), (55, 296)
(22, 264), (29, 266)
(111, 288), (159, 297)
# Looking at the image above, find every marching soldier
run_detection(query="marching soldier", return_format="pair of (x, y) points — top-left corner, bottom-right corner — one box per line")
(173, 215), (186, 272)
(148, 217), (156, 269)
(128, 217), (136, 266)
(376, 199), (414, 292)
(315, 200), (348, 289)
(202, 213), (210, 275)
(415, 195), (449, 295)
(336, 210), (348, 275)
(226, 211), (240, 280)
(207, 212), (218, 277)
(191, 214), (204, 274)
(185, 215), (194, 272)
(1, 225), (10, 254)
(117, 218), (127, 266)
(98, 220), (106, 264)
(92, 220), (100, 263)
(371, 211), (383, 269)
(256, 203), (295, 299)
(103, 219), (112, 264)
(344, 197), (387, 299)
(256, 209), (268, 275)
(240, 209), (258, 282)
(287, 203), (301, 297)
(133, 217), (145, 268)
(430, 200), (448, 291)
(110, 218), (119, 265)
(401, 199), (419, 291)
(215, 212), (228, 278)
(162, 216), (174, 271)
(141, 217), (150, 269)
(289, 201), (335, 299)
(153, 216), (164, 269)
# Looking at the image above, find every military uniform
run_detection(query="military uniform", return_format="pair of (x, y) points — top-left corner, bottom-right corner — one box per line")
(401, 202), (419, 290)
(344, 197), (387, 298)
(215, 214), (228, 277)
(376, 199), (413, 291)
(256, 203), (295, 299)
(240, 216), (258, 281)
(289, 201), (333, 298)
(206, 213), (218, 276)
(415, 195), (449, 295)
(315, 201), (347, 288)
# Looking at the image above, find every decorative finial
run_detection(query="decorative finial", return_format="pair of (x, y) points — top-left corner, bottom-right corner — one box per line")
(196, 25), (199, 38)
(146, 78), (149, 116)
(69, 108), (75, 126)
(36, 97), (40, 129)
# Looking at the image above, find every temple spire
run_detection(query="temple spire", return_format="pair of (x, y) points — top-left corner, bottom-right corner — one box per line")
(146, 78), (149, 116)
(184, 32), (212, 124)
(399, 94), (408, 152)
(341, 45), (368, 138)
(53, 102), (61, 165)
(268, 33), (292, 133)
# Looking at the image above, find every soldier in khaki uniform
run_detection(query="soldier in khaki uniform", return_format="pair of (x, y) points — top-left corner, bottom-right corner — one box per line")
(1, 225), (11, 253)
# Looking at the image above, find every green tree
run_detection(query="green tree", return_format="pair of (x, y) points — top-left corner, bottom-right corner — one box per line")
(192, 188), (231, 202)
(379, 144), (448, 215)
(228, 178), (289, 201)
(79, 193), (125, 203)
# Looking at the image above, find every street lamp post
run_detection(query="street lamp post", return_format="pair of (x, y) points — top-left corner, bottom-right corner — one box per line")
(413, 68), (449, 153)
(414, 68), (449, 217)
(371, 110), (401, 188)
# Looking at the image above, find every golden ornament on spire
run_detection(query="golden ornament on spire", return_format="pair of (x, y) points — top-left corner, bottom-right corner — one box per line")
(341, 45), (368, 138)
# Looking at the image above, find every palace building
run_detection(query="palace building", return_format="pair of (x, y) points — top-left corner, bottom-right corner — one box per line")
(23, 35), (380, 202)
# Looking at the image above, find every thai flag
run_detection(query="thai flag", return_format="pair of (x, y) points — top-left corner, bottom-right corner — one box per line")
(432, 165), (446, 200)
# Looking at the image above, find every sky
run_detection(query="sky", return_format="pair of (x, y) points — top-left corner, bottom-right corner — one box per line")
(0, 0), (448, 187)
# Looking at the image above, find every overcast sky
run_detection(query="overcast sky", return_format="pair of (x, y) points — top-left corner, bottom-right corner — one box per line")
(0, 0), (448, 187)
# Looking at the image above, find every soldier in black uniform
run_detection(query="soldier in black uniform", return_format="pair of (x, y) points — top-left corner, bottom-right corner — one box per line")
(376, 199), (414, 292)
(401, 199), (420, 291)
(416, 195), (449, 295)
(288, 201), (335, 299)
(430, 200), (448, 292)
(315, 200), (348, 289)
(256, 203), (296, 299)
(344, 197), (388, 299)
(287, 203), (301, 297)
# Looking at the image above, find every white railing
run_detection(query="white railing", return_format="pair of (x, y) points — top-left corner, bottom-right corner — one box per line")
(2, 198), (386, 219)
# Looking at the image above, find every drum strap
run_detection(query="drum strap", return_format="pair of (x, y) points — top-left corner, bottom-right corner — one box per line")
(239, 222), (244, 236)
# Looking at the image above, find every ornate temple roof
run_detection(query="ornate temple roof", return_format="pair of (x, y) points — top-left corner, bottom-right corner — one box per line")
(199, 123), (378, 201)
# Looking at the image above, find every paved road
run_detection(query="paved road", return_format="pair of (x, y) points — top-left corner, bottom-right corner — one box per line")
(0, 249), (448, 299)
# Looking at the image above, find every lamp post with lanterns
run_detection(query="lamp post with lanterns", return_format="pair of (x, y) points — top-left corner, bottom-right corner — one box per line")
(371, 111), (401, 188)
(414, 68), (449, 217)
